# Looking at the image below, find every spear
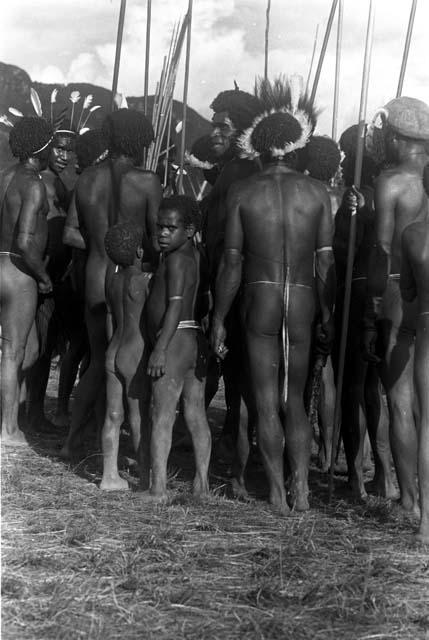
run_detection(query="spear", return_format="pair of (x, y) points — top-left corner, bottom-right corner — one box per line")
(309, 0), (338, 106)
(396, 0), (417, 98)
(264, 0), (271, 80)
(331, 0), (343, 140)
(305, 23), (319, 95)
(111, 0), (127, 112)
(144, 0), (152, 115)
(329, 0), (376, 502)
(178, 0), (193, 195)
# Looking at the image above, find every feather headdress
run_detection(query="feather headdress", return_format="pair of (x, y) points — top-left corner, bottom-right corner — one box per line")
(2, 87), (102, 137)
(238, 75), (319, 160)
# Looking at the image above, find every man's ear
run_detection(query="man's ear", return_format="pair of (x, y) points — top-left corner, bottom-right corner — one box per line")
(186, 224), (196, 238)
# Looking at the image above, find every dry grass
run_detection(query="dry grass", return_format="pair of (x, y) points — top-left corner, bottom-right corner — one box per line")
(2, 375), (429, 639)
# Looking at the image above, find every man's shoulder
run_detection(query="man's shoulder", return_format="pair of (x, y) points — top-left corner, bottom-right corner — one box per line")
(218, 158), (258, 186)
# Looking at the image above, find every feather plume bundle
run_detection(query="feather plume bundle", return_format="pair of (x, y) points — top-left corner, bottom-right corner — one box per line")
(69, 91), (81, 104)
(30, 88), (43, 117)
(0, 114), (14, 127)
(9, 108), (24, 117)
(50, 89), (58, 104)
(82, 94), (93, 109)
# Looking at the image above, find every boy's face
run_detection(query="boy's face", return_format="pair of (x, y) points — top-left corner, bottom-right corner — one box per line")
(157, 208), (192, 254)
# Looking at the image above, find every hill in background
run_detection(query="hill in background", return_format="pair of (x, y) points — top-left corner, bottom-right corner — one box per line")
(0, 61), (211, 168)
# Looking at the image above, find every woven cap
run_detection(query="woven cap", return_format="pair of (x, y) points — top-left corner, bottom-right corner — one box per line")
(384, 97), (429, 140)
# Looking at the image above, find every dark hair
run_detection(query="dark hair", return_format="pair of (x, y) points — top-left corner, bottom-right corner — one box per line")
(210, 90), (263, 133)
(75, 129), (108, 170)
(9, 116), (53, 161)
(251, 111), (302, 155)
(303, 135), (341, 182)
(101, 108), (154, 163)
(104, 222), (142, 267)
(159, 195), (201, 232)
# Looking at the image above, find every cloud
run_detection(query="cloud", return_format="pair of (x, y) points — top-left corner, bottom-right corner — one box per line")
(2, 0), (429, 136)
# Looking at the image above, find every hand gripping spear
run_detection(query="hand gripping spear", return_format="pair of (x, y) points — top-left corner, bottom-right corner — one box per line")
(328, 0), (376, 502)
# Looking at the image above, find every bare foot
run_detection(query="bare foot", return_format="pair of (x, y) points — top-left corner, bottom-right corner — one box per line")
(366, 478), (399, 500)
(268, 500), (290, 517)
(349, 481), (368, 502)
(139, 490), (168, 504)
(100, 475), (129, 491)
(1, 429), (29, 447)
(231, 478), (253, 502)
(292, 493), (310, 512)
(415, 528), (429, 545)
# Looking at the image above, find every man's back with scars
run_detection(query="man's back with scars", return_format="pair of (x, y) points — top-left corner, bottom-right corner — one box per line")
(229, 166), (332, 287)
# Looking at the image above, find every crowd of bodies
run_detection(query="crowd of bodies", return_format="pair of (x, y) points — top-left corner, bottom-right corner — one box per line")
(1, 77), (429, 545)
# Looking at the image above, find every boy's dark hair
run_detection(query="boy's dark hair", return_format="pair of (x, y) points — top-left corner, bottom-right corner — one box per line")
(75, 129), (108, 170)
(104, 222), (143, 267)
(159, 195), (201, 232)
(302, 135), (341, 182)
(101, 108), (154, 163)
(9, 116), (53, 161)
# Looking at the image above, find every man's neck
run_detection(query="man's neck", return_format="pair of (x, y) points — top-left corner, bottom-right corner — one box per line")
(398, 146), (429, 173)
(23, 157), (42, 173)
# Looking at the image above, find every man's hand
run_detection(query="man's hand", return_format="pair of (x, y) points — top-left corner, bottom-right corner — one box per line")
(344, 185), (365, 211)
(362, 326), (381, 364)
(38, 275), (53, 295)
(315, 318), (335, 357)
(210, 318), (228, 360)
(147, 348), (167, 378)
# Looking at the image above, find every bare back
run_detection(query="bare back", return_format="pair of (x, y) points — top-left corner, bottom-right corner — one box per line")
(76, 159), (162, 309)
(0, 164), (48, 261)
(401, 220), (429, 313)
(375, 166), (428, 274)
(233, 167), (332, 287)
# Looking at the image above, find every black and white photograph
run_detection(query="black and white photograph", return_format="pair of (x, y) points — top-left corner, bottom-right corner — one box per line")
(1, 1), (429, 638)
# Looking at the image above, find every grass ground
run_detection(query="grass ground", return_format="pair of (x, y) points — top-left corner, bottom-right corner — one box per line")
(2, 368), (429, 640)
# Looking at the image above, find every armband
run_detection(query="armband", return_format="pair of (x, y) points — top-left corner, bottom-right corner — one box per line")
(316, 246), (333, 254)
(169, 296), (183, 301)
(225, 248), (242, 256)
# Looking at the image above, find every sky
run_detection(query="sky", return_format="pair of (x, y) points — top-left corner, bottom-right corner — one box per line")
(1, 0), (429, 137)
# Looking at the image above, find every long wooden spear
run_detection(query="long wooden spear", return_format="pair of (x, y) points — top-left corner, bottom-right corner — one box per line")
(178, 0), (193, 195)
(396, 0), (417, 98)
(331, 0), (343, 140)
(328, 0), (376, 502)
(111, 0), (127, 111)
(264, 0), (271, 80)
(305, 23), (319, 95)
(144, 0), (152, 115)
(309, 0), (338, 106)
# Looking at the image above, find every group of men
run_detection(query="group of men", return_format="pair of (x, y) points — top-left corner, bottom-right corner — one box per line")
(1, 76), (429, 544)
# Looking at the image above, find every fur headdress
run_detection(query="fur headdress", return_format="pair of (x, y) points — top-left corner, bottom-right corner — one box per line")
(237, 75), (318, 160)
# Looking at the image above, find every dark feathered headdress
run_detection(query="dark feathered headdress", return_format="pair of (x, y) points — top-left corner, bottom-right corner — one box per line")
(237, 75), (319, 160)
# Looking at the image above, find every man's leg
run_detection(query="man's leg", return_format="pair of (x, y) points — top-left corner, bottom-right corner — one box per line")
(60, 303), (107, 458)
(283, 288), (314, 511)
(243, 286), (288, 514)
(379, 283), (418, 513)
(181, 333), (211, 497)
(364, 366), (398, 499)
(1, 265), (38, 445)
(415, 317), (429, 543)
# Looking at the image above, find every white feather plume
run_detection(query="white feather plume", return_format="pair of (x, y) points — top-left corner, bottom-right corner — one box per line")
(50, 89), (58, 104)
(0, 114), (14, 127)
(9, 108), (24, 117)
(289, 74), (304, 114)
(83, 94), (93, 109)
(30, 88), (43, 117)
(69, 91), (81, 104)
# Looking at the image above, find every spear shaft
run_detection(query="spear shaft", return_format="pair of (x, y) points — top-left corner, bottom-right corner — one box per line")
(178, 0), (193, 194)
(329, 0), (376, 502)
(396, 0), (417, 98)
(144, 0), (152, 115)
(310, 0), (338, 106)
(332, 0), (343, 140)
(111, 0), (127, 111)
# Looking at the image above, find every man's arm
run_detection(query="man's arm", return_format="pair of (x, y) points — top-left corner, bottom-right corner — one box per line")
(63, 191), (86, 250)
(145, 173), (163, 255)
(16, 178), (52, 293)
(364, 173), (397, 323)
(147, 252), (186, 377)
(211, 184), (243, 357)
(400, 229), (417, 302)
(316, 189), (336, 326)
